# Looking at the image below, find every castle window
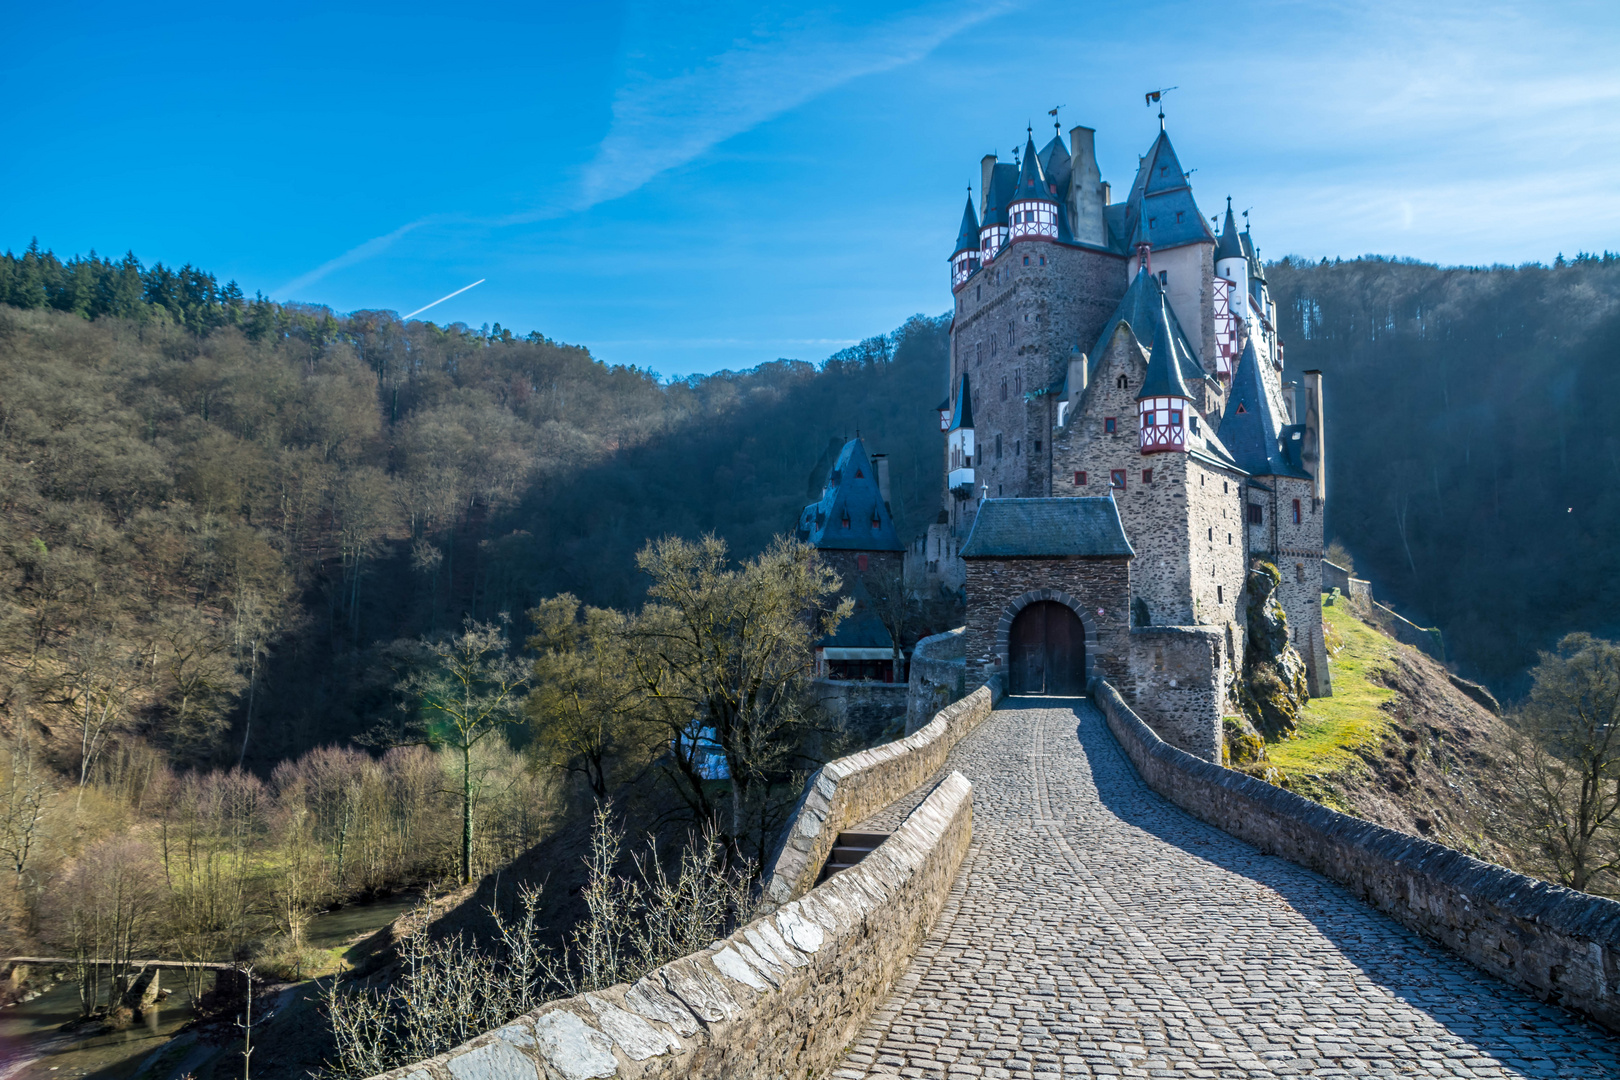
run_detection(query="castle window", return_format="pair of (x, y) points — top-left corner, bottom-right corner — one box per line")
(1142, 468), (1153, 484)
(1176, 211), (1185, 224)
(1015, 440), (1021, 456)
(1116, 374), (1128, 390)
(1034, 440), (1041, 453)
(1191, 415), (1200, 435)
(857, 554), (869, 572)
(1228, 533), (1233, 544)
(1023, 255), (1030, 266)
(1039, 255), (1046, 266)
(1144, 410), (1155, 426)
(1159, 270), (1168, 286)
(1149, 217), (1157, 229)
(854, 468), (863, 478)
(1207, 527), (1213, 541)
(1217, 585), (1223, 603)
(1074, 471), (1087, 485)
(976, 286), (981, 301)
(1293, 499), (1302, 524)
(1104, 416), (1117, 434)
(996, 434), (1002, 459)
(1296, 561), (1305, 583)
(1110, 469), (1126, 490)
(1236, 403), (1247, 414)
(841, 513), (851, 530)
(1247, 503), (1263, 524)
(1000, 381), (1008, 401)
(1223, 481), (1229, 493)
(1170, 410), (1182, 425)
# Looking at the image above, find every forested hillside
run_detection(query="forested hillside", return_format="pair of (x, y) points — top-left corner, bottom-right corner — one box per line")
(0, 241), (947, 774)
(5, 238), (1618, 784)
(1269, 253), (1620, 693)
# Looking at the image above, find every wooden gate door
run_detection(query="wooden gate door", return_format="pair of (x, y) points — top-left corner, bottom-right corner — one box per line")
(1008, 601), (1086, 695)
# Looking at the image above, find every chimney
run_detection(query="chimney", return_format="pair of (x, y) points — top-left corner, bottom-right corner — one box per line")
(1067, 350), (1088, 406)
(1302, 370), (1325, 502)
(872, 454), (892, 511)
(980, 154), (997, 215)
(1068, 126), (1104, 246)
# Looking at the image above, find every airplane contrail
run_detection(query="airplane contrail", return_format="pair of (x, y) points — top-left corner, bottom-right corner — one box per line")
(403, 278), (486, 320)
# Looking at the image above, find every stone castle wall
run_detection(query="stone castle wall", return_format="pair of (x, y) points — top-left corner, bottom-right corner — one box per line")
(905, 628), (967, 735)
(949, 242), (1125, 509)
(1092, 679), (1620, 1033)
(1120, 627), (1224, 760)
(1185, 457), (1249, 631)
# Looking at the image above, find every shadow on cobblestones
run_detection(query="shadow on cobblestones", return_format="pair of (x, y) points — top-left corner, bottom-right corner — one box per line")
(1063, 696), (1620, 1070)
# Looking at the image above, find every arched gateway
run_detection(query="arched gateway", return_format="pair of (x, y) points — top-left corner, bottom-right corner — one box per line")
(1008, 600), (1086, 695)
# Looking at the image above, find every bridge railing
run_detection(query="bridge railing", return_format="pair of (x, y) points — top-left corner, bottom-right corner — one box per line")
(1092, 677), (1620, 1032)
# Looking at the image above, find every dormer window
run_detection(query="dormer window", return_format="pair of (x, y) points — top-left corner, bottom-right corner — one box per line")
(840, 513), (851, 530)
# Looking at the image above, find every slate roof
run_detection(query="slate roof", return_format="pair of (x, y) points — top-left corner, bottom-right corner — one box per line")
(1108, 129), (1214, 255)
(961, 498), (1135, 559)
(795, 438), (906, 551)
(1217, 341), (1311, 480)
(1013, 133), (1057, 203)
(1137, 293), (1195, 401)
(819, 586), (896, 650)
(1214, 200), (1245, 263)
(952, 194), (980, 257)
(980, 162), (1019, 227)
(949, 372), (975, 431)
(1086, 268), (1207, 389)
(1039, 133), (1071, 201)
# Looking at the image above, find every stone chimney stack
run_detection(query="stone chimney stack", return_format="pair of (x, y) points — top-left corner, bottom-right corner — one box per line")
(1068, 126), (1104, 246)
(1302, 371), (1325, 502)
(872, 454), (892, 511)
(980, 154), (997, 215)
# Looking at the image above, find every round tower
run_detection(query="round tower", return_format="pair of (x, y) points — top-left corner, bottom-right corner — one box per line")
(1007, 130), (1058, 243)
(1137, 287), (1194, 455)
(1214, 197), (1248, 320)
(950, 188), (981, 290)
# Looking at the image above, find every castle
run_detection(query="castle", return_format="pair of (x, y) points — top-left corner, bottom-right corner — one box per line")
(807, 113), (1330, 760)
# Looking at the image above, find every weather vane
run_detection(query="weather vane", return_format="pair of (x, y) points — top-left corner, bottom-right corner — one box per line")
(1144, 86), (1178, 128)
(1048, 105), (1064, 134)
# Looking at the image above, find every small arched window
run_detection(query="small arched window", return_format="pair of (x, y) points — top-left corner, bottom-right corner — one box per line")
(1116, 374), (1128, 390)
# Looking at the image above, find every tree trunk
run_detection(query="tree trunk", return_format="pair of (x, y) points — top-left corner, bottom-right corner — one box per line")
(461, 743), (473, 885)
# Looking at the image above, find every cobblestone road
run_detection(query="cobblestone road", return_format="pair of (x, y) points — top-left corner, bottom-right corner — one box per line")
(835, 698), (1620, 1079)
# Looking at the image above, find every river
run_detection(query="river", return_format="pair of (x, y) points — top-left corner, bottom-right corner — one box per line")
(0, 894), (421, 1080)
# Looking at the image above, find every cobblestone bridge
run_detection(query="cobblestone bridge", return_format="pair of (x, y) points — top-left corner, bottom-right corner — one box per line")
(835, 698), (1620, 1079)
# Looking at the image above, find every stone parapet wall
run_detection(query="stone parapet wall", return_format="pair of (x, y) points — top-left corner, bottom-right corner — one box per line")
(761, 684), (996, 909)
(1091, 679), (1620, 1032)
(906, 628), (967, 735)
(366, 773), (973, 1080)
(812, 679), (908, 746)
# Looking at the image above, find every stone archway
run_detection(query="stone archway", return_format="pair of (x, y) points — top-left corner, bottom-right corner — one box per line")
(994, 589), (1099, 695)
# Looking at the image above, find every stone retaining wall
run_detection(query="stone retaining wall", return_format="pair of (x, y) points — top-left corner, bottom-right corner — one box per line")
(369, 772), (973, 1080)
(761, 682), (997, 910)
(1091, 678), (1620, 1031)
(905, 628), (967, 735)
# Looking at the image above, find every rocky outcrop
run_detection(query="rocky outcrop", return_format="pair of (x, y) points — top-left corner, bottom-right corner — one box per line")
(1236, 561), (1309, 742)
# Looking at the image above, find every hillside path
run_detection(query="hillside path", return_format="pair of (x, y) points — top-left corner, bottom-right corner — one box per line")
(834, 698), (1620, 1079)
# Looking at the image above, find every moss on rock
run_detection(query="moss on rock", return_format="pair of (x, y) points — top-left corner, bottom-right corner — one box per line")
(1239, 561), (1310, 740)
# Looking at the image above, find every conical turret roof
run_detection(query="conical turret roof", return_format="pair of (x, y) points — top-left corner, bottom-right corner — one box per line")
(1217, 341), (1310, 479)
(1114, 127), (1213, 254)
(1088, 268), (1206, 389)
(952, 193), (980, 257)
(1013, 132), (1056, 203)
(950, 372), (975, 431)
(1038, 133), (1071, 200)
(1214, 199), (1244, 262)
(1137, 292), (1194, 401)
(794, 437), (905, 552)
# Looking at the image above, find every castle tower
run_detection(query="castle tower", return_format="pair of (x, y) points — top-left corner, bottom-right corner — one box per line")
(1007, 131), (1059, 242)
(1137, 298), (1195, 456)
(950, 192), (981, 290)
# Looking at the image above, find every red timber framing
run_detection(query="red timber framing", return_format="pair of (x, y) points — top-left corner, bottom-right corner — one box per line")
(1137, 396), (1188, 454)
(1212, 277), (1237, 380)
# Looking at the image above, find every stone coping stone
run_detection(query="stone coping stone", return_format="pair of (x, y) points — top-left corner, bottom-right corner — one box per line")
(1091, 677), (1620, 1031)
(365, 770), (973, 1080)
(760, 679), (997, 909)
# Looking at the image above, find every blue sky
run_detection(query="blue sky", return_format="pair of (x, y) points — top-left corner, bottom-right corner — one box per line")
(6, 0), (1618, 375)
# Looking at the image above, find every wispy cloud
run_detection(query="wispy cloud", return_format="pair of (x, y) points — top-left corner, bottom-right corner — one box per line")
(575, 1), (1019, 211)
(273, 217), (438, 299)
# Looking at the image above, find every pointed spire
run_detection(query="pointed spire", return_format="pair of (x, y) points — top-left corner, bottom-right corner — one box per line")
(950, 372), (975, 431)
(1215, 196), (1244, 262)
(952, 188), (981, 257)
(1137, 293), (1193, 402)
(1014, 131), (1056, 202)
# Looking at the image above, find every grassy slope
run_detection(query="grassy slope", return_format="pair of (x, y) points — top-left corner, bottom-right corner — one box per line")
(1260, 597), (1522, 867)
